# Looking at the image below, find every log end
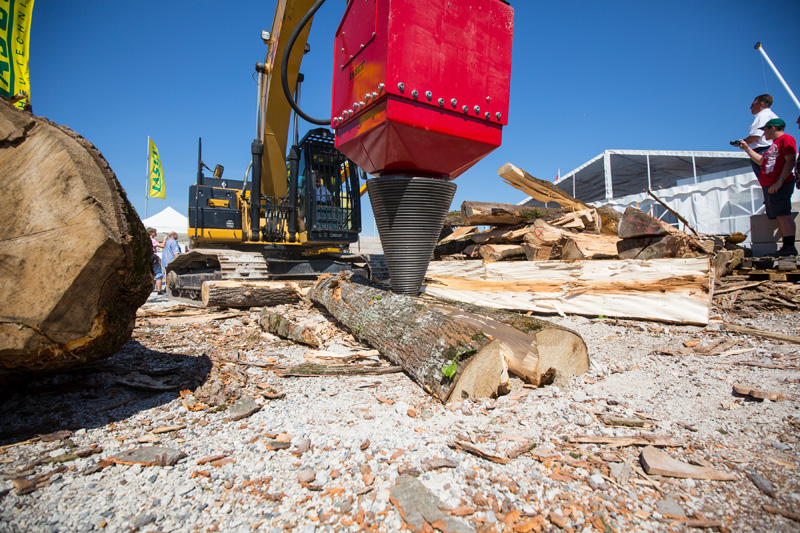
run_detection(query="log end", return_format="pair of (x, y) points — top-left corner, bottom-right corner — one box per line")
(449, 340), (510, 402)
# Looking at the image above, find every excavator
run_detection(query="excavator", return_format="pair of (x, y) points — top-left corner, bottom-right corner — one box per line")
(165, 0), (514, 301)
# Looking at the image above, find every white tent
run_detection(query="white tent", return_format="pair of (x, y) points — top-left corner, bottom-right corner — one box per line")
(141, 206), (189, 246)
(521, 150), (775, 242)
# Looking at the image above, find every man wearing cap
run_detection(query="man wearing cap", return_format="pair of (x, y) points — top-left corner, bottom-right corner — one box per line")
(738, 118), (797, 256)
(743, 94), (778, 176)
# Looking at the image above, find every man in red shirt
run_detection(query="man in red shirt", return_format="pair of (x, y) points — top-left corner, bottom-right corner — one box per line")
(739, 118), (797, 256)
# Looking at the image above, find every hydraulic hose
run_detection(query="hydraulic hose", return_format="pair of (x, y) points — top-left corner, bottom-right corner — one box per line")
(281, 0), (330, 126)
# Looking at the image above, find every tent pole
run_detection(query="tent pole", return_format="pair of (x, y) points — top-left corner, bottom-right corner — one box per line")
(755, 42), (800, 112)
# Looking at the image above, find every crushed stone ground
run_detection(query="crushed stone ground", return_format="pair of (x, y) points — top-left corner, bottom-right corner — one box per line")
(1, 290), (798, 532)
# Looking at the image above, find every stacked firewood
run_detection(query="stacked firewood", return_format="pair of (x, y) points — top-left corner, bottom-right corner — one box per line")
(436, 164), (746, 279)
(436, 201), (620, 262)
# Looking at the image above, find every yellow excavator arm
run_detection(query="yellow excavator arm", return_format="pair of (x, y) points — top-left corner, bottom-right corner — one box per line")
(257, 0), (318, 199)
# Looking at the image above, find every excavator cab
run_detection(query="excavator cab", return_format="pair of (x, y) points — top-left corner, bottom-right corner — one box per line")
(187, 128), (361, 250)
(293, 128), (361, 245)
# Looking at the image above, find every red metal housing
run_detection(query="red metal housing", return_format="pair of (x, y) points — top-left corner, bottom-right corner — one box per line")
(331, 0), (514, 179)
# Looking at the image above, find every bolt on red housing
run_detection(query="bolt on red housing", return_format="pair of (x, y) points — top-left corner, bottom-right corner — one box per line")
(331, 0), (514, 179)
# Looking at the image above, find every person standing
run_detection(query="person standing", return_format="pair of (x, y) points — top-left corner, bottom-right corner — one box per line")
(147, 227), (165, 295)
(738, 118), (797, 256)
(161, 232), (182, 288)
(742, 95), (779, 176)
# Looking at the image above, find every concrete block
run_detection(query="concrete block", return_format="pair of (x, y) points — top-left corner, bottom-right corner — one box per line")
(749, 212), (800, 244)
(751, 243), (780, 258)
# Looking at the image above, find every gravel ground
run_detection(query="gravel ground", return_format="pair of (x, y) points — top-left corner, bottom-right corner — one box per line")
(1, 289), (798, 533)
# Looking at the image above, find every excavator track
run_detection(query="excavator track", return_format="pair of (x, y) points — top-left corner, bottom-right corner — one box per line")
(164, 248), (370, 304)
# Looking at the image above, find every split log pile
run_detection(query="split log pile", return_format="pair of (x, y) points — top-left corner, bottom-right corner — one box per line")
(437, 200), (621, 262)
(0, 100), (153, 379)
(435, 162), (746, 280)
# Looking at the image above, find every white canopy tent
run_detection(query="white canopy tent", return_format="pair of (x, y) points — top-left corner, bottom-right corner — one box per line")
(521, 150), (771, 241)
(141, 206), (189, 247)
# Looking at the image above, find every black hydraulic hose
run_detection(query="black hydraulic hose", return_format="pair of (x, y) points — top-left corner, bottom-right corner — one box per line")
(281, 0), (330, 126)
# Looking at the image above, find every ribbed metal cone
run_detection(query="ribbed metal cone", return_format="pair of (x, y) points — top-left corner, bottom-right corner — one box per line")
(367, 176), (457, 295)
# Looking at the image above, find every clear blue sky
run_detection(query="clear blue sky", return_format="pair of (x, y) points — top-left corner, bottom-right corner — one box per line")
(30, 1), (800, 235)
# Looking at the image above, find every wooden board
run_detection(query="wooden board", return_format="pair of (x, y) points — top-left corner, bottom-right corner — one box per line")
(423, 258), (713, 325)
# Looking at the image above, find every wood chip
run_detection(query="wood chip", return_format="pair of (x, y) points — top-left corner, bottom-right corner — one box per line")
(449, 440), (508, 464)
(640, 446), (737, 480)
(763, 503), (800, 522)
(732, 384), (786, 401)
(152, 424), (186, 434)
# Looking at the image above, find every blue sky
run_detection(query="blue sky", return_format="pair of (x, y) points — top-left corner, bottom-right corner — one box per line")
(30, 1), (800, 236)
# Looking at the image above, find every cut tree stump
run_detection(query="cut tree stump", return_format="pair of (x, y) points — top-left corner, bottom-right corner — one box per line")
(201, 280), (305, 308)
(0, 101), (152, 378)
(309, 272), (588, 401)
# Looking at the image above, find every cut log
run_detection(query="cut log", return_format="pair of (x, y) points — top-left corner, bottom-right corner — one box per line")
(550, 234), (620, 260)
(478, 244), (526, 262)
(430, 302), (589, 387)
(201, 280), (305, 308)
(523, 219), (619, 259)
(524, 219), (567, 246)
(423, 257), (713, 325)
(259, 303), (349, 347)
(309, 273), (588, 401)
(470, 225), (531, 245)
(711, 249), (744, 281)
(618, 206), (680, 239)
(498, 163), (619, 235)
(616, 234), (695, 260)
(521, 243), (552, 261)
(549, 208), (600, 232)
(437, 225), (479, 245)
(0, 100), (152, 378)
(460, 201), (555, 226)
(434, 238), (472, 259)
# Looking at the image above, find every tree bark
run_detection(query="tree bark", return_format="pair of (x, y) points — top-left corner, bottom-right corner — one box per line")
(309, 272), (588, 401)
(202, 280), (305, 308)
(309, 273), (498, 401)
(461, 201), (556, 226)
(0, 101), (152, 378)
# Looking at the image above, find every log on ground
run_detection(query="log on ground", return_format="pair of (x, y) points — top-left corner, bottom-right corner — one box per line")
(202, 280), (306, 308)
(429, 302), (589, 387)
(0, 101), (152, 378)
(309, 273), (588, 401)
